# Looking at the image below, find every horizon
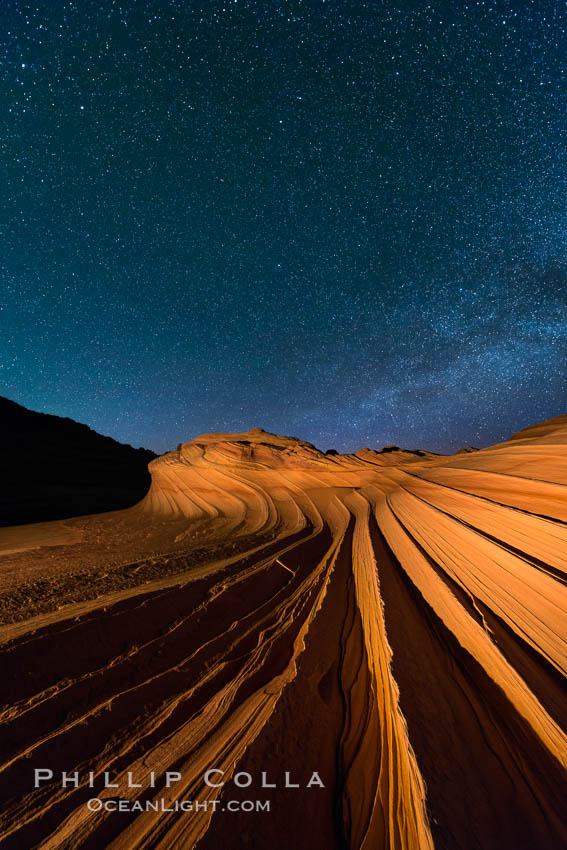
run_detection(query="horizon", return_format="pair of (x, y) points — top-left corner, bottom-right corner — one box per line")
(4, 392), (560, 458)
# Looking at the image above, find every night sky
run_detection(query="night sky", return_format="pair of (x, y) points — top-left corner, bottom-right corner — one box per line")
(3, 0), (566, 454)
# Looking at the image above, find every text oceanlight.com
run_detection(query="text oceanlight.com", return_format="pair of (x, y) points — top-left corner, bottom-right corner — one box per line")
(87, 798), (271, 813)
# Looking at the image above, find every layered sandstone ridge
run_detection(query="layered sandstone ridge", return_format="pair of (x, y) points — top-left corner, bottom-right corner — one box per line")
(0, 417), (566, 849)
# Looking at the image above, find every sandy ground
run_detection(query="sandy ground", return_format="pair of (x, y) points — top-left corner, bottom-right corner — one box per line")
(0, 418), (566, 849)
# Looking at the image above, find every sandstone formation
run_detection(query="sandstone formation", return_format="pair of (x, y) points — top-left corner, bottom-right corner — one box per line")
(0, 417), (566, 849)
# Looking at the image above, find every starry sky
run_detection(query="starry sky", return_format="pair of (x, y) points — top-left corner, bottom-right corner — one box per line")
(2, 0), (566, 454)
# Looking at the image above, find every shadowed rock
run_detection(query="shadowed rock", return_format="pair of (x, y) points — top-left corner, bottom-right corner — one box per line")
(0, 396), (156, 526)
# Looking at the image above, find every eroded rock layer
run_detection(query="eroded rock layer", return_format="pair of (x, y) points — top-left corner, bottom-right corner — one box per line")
(1, 418), (566, 849)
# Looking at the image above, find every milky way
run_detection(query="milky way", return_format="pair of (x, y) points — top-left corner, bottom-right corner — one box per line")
(3, 0), (566, 453)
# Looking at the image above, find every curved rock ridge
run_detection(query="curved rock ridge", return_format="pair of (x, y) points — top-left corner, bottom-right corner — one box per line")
(0, 418), (566, 849)
(176, 427), (326, 468)
(508, 413), (567, 444)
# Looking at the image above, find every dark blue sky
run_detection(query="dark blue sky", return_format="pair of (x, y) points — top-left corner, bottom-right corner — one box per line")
(3, 0), (566, 454)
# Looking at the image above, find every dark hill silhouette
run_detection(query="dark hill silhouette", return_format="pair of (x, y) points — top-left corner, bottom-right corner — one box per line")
(0, 396), (156, 526)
